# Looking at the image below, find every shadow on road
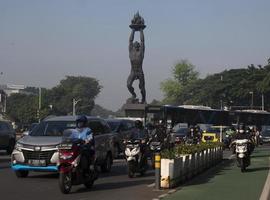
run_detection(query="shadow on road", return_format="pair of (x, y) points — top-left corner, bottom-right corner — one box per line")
(183, 159), (234, 187)
(246, 167), (269, 172)
(251, 154), (270, 158)
(71, 178), (153, 194)
(28, 173), (59, 179)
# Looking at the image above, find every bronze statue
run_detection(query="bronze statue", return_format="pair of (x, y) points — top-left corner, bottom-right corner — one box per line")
(127, 12), (146, 104)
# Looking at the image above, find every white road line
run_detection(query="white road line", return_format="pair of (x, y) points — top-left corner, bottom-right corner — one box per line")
(147, 183), (155, 187)
(259, 158), (270, 200)
(228, 154), (235, 160)
(158, 194), (168, 199)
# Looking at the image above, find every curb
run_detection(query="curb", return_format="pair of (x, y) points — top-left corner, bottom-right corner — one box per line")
(259, 158), (270, 200)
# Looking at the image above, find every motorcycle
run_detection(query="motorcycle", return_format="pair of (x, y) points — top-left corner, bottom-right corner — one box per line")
(234, 139), (251, 172)
(223, 134), (232, 150)
(58, 137), (97, 194)
(124, 139), (148, 178)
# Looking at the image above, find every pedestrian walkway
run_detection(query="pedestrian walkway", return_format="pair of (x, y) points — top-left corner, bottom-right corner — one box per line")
(165, 146), (270, 200)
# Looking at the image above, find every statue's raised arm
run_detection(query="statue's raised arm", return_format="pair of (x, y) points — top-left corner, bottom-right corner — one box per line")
(140, 30), (145, 55)
(129, 29), (135, 52)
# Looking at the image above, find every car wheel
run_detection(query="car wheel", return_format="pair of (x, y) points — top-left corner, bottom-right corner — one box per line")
(15, 170), (29, 178)
(101, 153), (112, 173)
(6, 140), (15, 155)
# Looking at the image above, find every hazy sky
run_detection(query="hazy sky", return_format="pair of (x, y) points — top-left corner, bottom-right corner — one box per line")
(1, 0), (270, 111)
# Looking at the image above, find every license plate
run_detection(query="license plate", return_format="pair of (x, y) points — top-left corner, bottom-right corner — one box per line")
(28, 159), (46, 166)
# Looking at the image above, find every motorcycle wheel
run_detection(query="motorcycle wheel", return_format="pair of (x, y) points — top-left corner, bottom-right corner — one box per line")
(128, 161), (135, 178)
(59, 172), (72, 194)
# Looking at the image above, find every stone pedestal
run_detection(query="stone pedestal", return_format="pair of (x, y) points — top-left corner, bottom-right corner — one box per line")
(122, 103), (147, 118)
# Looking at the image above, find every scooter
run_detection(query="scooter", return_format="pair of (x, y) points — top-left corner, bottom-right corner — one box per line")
(235, 139), (251, 172)
(58, 137), (97, 194)
(124, 139), (148, 178)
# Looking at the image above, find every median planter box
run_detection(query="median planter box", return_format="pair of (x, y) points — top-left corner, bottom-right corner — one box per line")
(198, 151), (204, 173)
(182, 155), (189, 181)
(160, 157), (183, 188)
(160, 146), (223, 189)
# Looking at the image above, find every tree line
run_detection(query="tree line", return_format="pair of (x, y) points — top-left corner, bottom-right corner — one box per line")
(5, 76), (102, 125)
(161, 59), (270, 110)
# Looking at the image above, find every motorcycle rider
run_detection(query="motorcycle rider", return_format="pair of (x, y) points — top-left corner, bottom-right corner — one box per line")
(187, 125), (201, 144)
(232, 123), (254, 154)
(129, 120), (148, 169)
(130, 120), (148, 139)
(70, 115), (95, 176)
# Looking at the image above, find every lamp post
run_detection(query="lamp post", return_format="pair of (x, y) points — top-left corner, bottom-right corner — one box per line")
(249, 91), (254, 109)
(72, 98), (81, 116)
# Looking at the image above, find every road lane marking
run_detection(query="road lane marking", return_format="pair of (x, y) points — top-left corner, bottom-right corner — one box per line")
(147, 183), (155, 187)
(259, 158), (270, 200)
(158, 194), (168, 199)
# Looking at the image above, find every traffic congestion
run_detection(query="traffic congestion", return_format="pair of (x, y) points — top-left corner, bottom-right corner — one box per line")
(0, 105), (269, 198)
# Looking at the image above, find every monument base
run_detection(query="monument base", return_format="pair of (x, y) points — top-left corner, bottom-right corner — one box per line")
(122, 103), (147, 118)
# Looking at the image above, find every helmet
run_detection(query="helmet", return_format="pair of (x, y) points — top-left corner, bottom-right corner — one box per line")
(135, 120), (143, 129)
(238, 123), (245, 134)
(76, 115), (88, 128)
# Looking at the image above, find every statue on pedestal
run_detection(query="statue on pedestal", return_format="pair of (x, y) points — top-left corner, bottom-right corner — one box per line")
(127, 12), (146, 104)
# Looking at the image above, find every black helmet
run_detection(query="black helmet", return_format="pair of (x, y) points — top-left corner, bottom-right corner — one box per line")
(238, 123), (245, 133)
(135, 120), (143, 129)
(76, 115), (88, 127)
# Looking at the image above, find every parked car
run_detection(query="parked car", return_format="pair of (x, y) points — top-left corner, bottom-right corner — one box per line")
(0, 120), (16, 154)
(11, 116), (114, 178)
(105, 119), (135, 158)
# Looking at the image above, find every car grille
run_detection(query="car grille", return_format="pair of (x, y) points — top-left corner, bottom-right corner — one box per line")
(22, 150), (55, 164)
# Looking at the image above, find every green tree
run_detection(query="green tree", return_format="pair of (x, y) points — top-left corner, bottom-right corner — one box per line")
(6, 94), (38, 124)
(48, 76), (102, 115)
(6, 76), (103, 124)
(160, 60), (199, 104)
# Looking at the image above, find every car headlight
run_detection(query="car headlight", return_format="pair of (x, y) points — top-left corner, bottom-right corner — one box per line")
(15, 143), (23, 151)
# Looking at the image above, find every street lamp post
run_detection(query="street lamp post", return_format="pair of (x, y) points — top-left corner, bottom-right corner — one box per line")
(72, 98), (81, 116)
(249, 91), (254, 109)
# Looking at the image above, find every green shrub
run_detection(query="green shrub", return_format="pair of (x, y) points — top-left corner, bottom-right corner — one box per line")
(161, 142), (223, 159)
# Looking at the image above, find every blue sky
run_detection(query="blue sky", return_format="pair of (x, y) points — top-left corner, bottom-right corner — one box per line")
(0, 0), (270, 110)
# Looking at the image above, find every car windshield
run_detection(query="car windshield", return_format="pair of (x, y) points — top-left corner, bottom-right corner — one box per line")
(262, 126), (270, 136)
(173, 127), (188, 135)
(107, 121), (120, 132)
(205, 128), (219, 133)
(30, 121), (76, 136)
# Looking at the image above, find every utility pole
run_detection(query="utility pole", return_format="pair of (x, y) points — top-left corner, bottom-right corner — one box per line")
(37, 87), (41, 122)
(249, 91), (254, 109)
(262, 93), (265, 111)
(3, 94), (6, 113)
(72, 98), (81, 116)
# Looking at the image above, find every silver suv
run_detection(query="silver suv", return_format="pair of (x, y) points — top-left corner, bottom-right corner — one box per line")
(11, 116), (114, 178)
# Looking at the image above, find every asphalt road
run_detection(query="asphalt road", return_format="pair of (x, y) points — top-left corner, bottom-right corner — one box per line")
(0, 152), (165, 200)
(165, 145), (270, 200)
